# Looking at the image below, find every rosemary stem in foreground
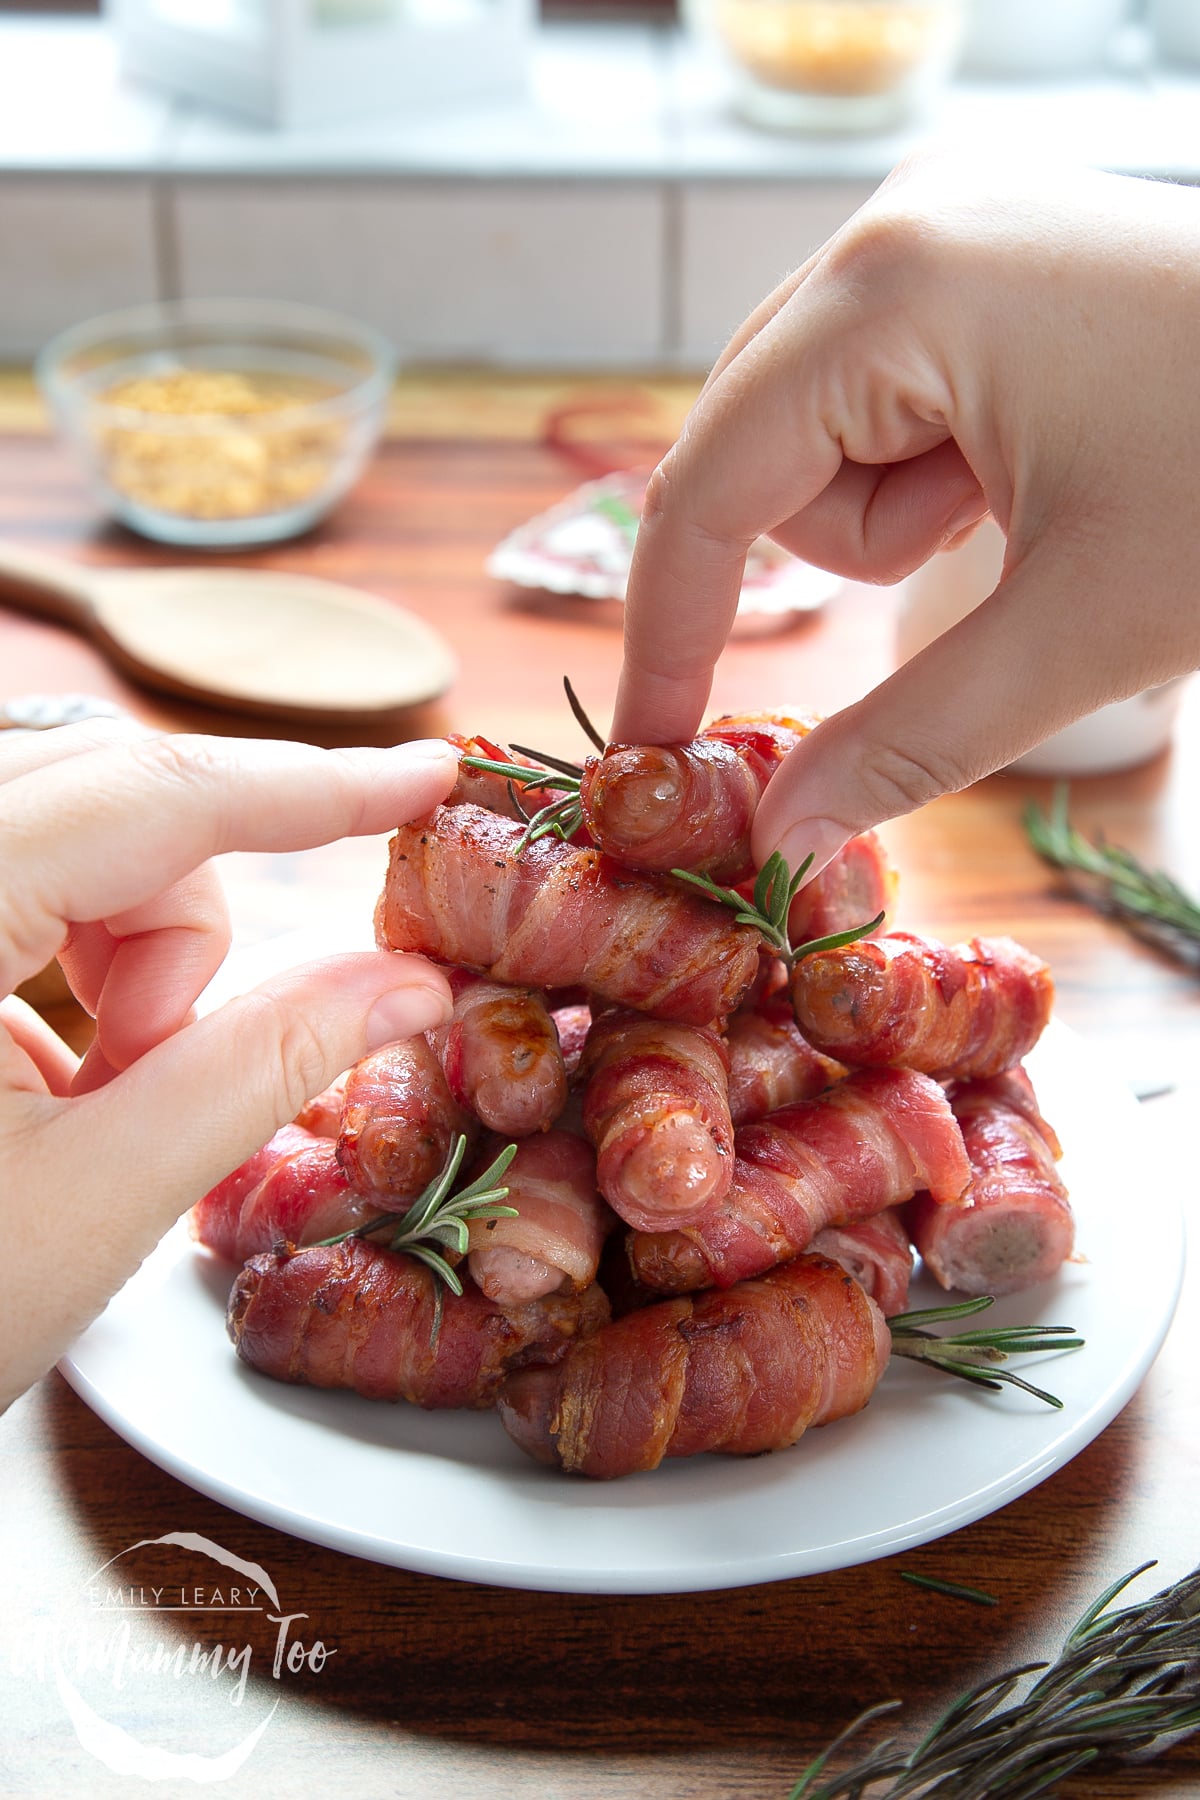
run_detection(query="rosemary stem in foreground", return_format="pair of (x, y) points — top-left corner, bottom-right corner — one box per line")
(790, 1562), (1200, 1799)
(1025, 785), (1200, 965)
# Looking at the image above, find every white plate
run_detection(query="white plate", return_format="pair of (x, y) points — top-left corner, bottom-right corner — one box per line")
(60, 950), (1182, 1595)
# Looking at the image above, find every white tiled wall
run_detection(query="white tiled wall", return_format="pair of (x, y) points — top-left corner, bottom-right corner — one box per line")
(171, 180), (666, 366)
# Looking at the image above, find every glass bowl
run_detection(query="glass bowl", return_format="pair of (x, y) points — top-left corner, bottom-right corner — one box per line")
(36, 299), (395, 548)
(699, 0), (965, 132)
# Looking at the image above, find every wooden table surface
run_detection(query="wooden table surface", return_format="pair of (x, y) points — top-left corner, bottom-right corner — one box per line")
(2, 374), (1199, 1800)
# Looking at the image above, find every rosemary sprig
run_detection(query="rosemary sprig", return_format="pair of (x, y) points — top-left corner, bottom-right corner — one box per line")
(788, 1560), (1200, 1798)
(1025, 784), (1200, 967)
(458, 753), (585, 848)
(459, 680), (604, 850)
(671, 851), (886, 967)
(317, 1135), (518, 1297)
(887, 1297), (1083, 1409)
(562, 673), (608, 752)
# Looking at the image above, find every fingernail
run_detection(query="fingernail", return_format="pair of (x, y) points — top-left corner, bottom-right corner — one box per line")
(366, 983), (452, 1048)
(942, 497), (989, 545)
(396, 739), (456, 763)
(776, 818), (851, 883)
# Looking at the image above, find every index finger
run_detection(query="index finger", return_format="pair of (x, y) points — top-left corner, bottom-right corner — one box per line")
(612, 285), (850, 745)
(0, 733), (458, 993)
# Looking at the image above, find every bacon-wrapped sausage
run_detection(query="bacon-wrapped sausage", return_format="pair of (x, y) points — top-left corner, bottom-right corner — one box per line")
(428, 969), (568, 1137)
(376, 804), (760, 1028)
(627, 1068), (969, 1294)
(193, 1131), (384, 1265)
(725, 995), (842, 1126)
(578, 710), (819, 884)
(579, 1008), (735, 1231)
(336, 1036), (474, 1198)
(294, 1072), (349, 1137)
(467, 1130), (615, 1304)
(550, 1003), (592, 1079)
(229, 1238), (609, 1409)
(785, 830), (897, 945)
(790, 932), (1054, 1081)
(190, 1123), (315, 1262)
(498, 1252), (890, 1477)
(809, 1208), (913, 1317)
(447, 733), (571, 824)
(959, 1064), (1062, 1157)
(906, 1071), (1073, 1297)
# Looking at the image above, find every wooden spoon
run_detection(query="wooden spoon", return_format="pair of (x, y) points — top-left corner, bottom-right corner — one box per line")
(0, 543), (458, 724)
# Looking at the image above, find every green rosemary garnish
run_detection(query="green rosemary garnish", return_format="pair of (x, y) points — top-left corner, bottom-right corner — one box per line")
(789, 1560), (1200, 1798)
(1025, 784), (1200, 967)
(458, 753), (583, 848)
(459, 681), (602, 850)
(887, 1297), (1083, 1409)
(671, 851), (886, 967)
(899, 1573), (999, 1607)
(317, 1135), (518, 1297)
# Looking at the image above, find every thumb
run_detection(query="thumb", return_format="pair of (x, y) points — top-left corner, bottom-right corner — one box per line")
(7, 953), (449, 1405)
(751, 542), (1197, 879)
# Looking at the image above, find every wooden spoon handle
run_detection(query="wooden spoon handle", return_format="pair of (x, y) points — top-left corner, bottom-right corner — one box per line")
(0, 544), (98, 633)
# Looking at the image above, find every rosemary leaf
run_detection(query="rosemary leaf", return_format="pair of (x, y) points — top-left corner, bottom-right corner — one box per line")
(314, 1134), (518, 1297)
(1025, 785), (1200, 966)
(900, 1574), (1000, 1607)
(563, 675), (608, 753)
(888, 1304), (1082, 1409)
(670, 855), (881, 969)
(793, 1562), (1200, 1799)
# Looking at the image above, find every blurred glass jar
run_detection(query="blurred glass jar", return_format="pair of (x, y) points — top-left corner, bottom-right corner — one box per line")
(959, 0), (1129, 77)
(897, 518), (1190, 777)
(700, 0), (966, 132)
(1147, 0), (1200, 68)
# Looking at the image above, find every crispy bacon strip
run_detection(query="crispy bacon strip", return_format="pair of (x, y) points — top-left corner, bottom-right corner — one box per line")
(429, 969), (567, 1137)
(627, 1068), (969, 1294)
(785, 830), (897, 944)
(725, 994), (842, 1126)
(190, 1123), (315, 1262)
(467, 1130), (615, 1304)
(336, 1036), (474, 1198)
(790, 932), (1054, 1080)
(498, 1252), (890, 1477)
(578, 709), (819, 884)
(200, 1132), (387, 1264)
(550, 1003), (592, 1079)
(229, 1238), (610, 1410)
(580, 1008), (735, 1231)
(809, 1208), (913, 1317)
(294, 1072), (348, 1138)
(957, 1064), (1063, 1157)
(376, 803), (760, 1027)
(906, 1072), (1073, 1297)
(447, 733), (569, 823)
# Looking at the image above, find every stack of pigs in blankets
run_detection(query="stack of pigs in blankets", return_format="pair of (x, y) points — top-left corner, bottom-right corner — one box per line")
(192, 708), (1074, 1480)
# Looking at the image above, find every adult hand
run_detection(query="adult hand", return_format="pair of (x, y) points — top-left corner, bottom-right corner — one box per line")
(0, 721), (458, 1407)
(614, 151), (1200, 879)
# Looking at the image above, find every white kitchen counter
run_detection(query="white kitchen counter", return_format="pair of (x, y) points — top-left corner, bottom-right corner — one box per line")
(1, 14), (1197, 365)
